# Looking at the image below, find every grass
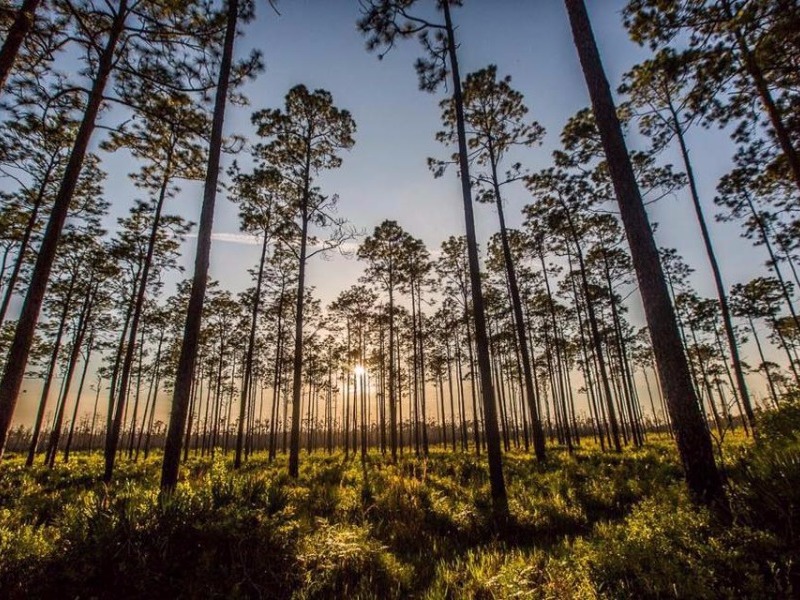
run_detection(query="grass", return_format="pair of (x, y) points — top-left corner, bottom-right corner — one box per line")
(0, 418), (798, 598)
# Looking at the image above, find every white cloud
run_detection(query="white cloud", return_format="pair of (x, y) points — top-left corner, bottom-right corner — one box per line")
(186, 232), (363, 255)
(185, 232), (262, 245)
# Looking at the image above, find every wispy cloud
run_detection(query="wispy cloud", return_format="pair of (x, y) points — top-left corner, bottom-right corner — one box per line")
(185, 232), (361, 255)
(185, 232), (262, 245)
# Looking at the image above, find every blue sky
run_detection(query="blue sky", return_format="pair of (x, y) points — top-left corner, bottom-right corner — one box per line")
(10, 0), (780, 426)
(181, 0), (764, 309)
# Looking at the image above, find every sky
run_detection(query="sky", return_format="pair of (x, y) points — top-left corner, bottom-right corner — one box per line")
(9, 0), (781, 427)
(194, 0), (762, 308)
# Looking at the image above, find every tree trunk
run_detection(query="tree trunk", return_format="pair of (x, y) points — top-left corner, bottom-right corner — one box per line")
(0, 160), (54, 328)
(288, 208), (309, 478)
(564, 0), (727, 513)
(416, 290), (429, 456)
(488, 141), (546, 460)
(160, 0), (237, 493)
(64, 329), (94, 461)
(720, 0), (800, 194)
(563, 215), (619, 451)
(0, 0), (129, 457)
(0, 0), (42, 90)
(25, 280), (73, 466)
(668, 100), (754, 428)
(442, 0), (506, 509)
(138, 329), (164, 459)
(747, 316), (778, 407)
(235, 229), (269, 467)
(47, 282), (95, 466)
(106, 155), (173, 482)
(388, 286), (397, 461)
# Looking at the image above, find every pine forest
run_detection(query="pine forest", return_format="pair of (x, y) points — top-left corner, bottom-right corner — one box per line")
(0, 0), (799, 597)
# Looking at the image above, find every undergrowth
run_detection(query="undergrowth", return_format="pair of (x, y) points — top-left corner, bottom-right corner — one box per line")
(0, 412), (798, 598)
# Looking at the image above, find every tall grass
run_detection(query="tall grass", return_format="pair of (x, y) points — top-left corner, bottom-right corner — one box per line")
(0, 421), (797, 598)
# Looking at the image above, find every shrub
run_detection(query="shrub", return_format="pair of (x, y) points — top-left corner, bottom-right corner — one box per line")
(295, 521), (411, 599)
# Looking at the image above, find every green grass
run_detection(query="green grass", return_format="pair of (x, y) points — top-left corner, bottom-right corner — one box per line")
(0, 424), (798, 598)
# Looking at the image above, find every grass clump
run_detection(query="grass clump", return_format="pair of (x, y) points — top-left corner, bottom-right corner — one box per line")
(295, 521), (411, 599)
(0, 422), (798, 598)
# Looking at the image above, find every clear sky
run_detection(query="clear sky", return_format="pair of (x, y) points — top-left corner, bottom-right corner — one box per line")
(11, 0), (779, 426)
(187, 0), (765, 309)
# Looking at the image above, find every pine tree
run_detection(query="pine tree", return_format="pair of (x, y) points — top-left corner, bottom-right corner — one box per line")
(564, 0), (728, 513)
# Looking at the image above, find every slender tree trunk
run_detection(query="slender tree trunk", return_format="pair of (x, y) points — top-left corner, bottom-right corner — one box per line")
(442, 0), (506, 508)
(106, 157), (173, 482)
(410, 286), (421, 456)
(488, 142), (545, 460)
(720, 0), (800, 194)
(379, 314), (387, 453)
(64, 329), (94, 461)
(602, 250), (643, 446)
(464, 319), (482, 454)
(445, 338), (457, 451)
(563, 214), (620, 451)
(564, 0), (727, 512)
(138, 330), (164, 459)
(344, 332), (351, 458)
(0, 161), (54, 328)
(183, 371), (200, 461)
(743, 191), (800, 332)
(668, 101), (754, 428)
(388, 286), (398, 461)
(455, 337), (468, 450)
(397, 335), (404, 454)
(26, 278), (74, 466)
(160, 0), (237, 492)
(47, 283), (95, 466)
(568, 258), (605, 449)
(0, 0), (42, 90)
(86, 374), (102, 451)
(235, 229), (269, 467)
(416, 284), (429, 456)
(771, 315), (800, 383)
(288, 209), (309, 478)
(0, 1), (128, 456)
(749, 316), (779, 407)
(360, 364), (367, 460)
(269, 284), (286, 460)
(127, 326), (147, 457)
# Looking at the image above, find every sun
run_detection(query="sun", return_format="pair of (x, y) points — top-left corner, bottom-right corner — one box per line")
(354, 365), (366, 376)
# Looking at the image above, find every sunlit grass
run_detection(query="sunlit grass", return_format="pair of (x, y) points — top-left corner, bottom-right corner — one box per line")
(0, 426), (796, 598)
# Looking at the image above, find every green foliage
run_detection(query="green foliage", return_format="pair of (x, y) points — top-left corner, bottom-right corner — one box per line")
(565, 492), (775, 599)
(757, 395), (800, 445)
(0, 434), (797, 598)
(295, 522), (411, 599)
(424, 545), (592, 600)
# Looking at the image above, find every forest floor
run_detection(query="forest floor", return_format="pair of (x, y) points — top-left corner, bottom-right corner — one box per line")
(1, 411), (799, 598)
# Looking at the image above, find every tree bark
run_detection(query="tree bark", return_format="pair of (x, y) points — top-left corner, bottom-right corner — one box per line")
(668, 99), (754, 428)
(0, 0), (42, 90)
(235, 228), (269, 468)
(487, 140), (546, 461)
(0, 160), (54, 328)
(25, 279), (74, 466)
(47, 281), (95, 466)
(564, 0), (727, 513)
(160, 0), (237, 492)
(288, 208), (309, 478)
(0, 0), (128, 457)
(106, 160), (172, 481)
(442, 0), (506, 509)
(719, 0), (800, 194)
(64, 329), (94, 461)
